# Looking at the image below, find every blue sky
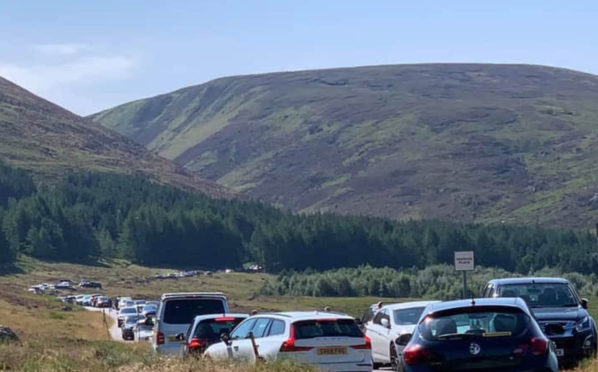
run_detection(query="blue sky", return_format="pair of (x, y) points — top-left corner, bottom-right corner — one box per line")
(1, 0), (596, 115)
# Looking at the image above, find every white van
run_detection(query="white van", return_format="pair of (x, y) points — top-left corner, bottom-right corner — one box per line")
(151, 292), (229, 355)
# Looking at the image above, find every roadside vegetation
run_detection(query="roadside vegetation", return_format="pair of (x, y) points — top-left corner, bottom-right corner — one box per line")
(259, 265), (598, 301)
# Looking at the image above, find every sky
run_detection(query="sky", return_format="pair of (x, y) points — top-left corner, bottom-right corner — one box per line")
(1, 0), (597, 115)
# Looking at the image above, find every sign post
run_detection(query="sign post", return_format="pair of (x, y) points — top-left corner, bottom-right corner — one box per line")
(454, 251), (475, 299)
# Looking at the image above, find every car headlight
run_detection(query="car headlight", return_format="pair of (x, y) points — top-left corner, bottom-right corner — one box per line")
(575, 317), (591, 332)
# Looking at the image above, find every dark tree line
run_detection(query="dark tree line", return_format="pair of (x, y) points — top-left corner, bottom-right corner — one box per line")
(1, 161), (598, 275)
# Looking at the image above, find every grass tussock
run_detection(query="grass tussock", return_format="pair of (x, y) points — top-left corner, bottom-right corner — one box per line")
(0, 339), (315, 372)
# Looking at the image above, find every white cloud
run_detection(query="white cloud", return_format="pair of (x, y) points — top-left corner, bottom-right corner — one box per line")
(32, 43), (89, 56)
(0, 45), (137, 113)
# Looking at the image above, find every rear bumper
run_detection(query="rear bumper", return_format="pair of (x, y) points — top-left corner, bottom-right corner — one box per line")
(153, 343), (183, 356)
(280, 355), (373, 372)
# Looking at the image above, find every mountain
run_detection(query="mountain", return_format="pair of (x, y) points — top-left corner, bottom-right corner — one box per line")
(0, 76), (228, 197)
(91, 64), (598, 227)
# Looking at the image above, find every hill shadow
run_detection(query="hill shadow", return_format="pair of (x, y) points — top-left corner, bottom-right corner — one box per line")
(0, 264), (24, 276)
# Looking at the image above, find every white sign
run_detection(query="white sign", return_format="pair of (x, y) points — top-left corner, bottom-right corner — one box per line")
(455, 251), (474, 271)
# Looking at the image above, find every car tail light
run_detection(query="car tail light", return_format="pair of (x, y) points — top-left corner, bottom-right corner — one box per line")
(188, 337), (207, 351)
(403, 344), (431, 365)
(351, 335), (372, 350)
(280, 325), (313, 352)
(530, 337), (548, 356)
(215, 317), (235, 322)
(156, 331), (165, 345)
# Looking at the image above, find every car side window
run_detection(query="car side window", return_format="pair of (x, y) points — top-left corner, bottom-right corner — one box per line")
(382, 309), (390, 323)
(373, 310), (385, 325)
(230, 319), (257, 340)
(267, 320), (286, 337)
(251, 318), (271, 338)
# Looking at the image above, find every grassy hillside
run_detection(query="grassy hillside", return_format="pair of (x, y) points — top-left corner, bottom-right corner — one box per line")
(0, 76), (228, 198)
(93, 64), (598, 227)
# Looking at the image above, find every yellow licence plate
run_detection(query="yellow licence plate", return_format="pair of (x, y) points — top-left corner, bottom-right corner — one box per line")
(167, 336), (178, 342)
(317, 347), (348, 356)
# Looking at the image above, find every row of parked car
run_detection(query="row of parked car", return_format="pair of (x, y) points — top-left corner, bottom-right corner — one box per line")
(114, 297), (160, 341)
(118, 277), (595, 372)
(28, 279), (103, 295)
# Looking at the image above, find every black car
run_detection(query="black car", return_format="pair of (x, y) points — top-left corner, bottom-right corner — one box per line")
(483, 277), (597, 365)
(396, 298), (558, 372)
(79, 281), (102, 289)
(121, 314), (145, 341)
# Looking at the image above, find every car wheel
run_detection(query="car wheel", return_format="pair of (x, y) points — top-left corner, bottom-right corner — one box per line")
(390, 343), (399, 369)
(373, 362), (383, 369)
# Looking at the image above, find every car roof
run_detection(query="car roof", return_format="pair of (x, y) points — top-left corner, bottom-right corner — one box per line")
(160, 292), (225, 300)
(262, 311), (353, 321)
(488, 277), (570, 285)
(193, 313), (249, 322)
(383, 301), (442, 311)
(425, 298), (528, 315)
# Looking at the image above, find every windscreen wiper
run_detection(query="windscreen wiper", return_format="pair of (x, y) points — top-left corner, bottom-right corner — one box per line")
(437, 333), (477, 339)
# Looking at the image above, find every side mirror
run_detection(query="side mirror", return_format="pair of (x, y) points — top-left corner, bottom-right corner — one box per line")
(581, 298), (589, 310)
(381, 318), (390, 329)
(144, 318), (154, 326)
(396, 333), (412, 347)
(175, 333), (186, 342)
(221, 332), (231, 345)
(355, 318), (363, 326)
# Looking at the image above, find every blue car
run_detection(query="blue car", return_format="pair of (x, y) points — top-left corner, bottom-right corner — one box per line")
(396, 298), (558, 372)
(483, 277), (597, 366)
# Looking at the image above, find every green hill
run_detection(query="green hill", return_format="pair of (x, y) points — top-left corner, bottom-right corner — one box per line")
(0, 76), (228, 198)
(91, 64), (598, 227)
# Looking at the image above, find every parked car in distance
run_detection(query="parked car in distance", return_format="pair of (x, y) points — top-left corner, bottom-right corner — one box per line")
(118, 297), (132, 310)
(118, 307), (139, 328)
(122, 314), (145, 341)
(366, 301), (440, 369)
(152, 292), (229, 355)
(75, 295), (85, 305)
(179, 314), (248, 357)
(483, 277), (597, 366)
(79, 281), (102, 289)
(55, 281), (76, 290)
(142, 303), (158, 317)
(96, 296), (112, 308)
(205, 311), (373, 371)
(396, 298), (558, 372)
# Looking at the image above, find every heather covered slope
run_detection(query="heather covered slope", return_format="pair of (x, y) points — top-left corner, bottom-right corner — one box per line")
(93, 64), (598, 227)
(0, 76), (228, 197)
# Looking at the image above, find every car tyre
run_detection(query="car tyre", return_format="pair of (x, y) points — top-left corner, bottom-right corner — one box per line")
(390, 343), (399, 370)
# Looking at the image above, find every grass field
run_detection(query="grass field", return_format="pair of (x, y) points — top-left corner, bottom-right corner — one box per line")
(1, 258), (598, 371)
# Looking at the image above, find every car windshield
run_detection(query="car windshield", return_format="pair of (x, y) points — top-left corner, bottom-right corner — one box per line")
(393, 307), (426, 326)
(497, 283), (578, 308)
(294, 319), (363, 339)
(125, 315), (144, 325)
(419, 306), (530, 340)
(163, 299), (225, 325)
(193, 317), (246, 342)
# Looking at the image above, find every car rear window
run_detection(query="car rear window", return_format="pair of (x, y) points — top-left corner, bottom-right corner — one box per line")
(163, 299), (225, 324)
(120, 308), (137, 315)
(419, 306), (530, 340)
(294, 319), (363, 339)
(193, 317), (246, 341)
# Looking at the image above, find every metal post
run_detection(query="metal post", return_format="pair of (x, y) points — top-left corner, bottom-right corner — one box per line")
(463, 271), (467, 299)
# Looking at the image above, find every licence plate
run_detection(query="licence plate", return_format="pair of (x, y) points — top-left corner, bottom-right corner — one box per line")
(556, 349), (564, 357)
(318, 347), (348, 356)
(167, 336), (178, 342)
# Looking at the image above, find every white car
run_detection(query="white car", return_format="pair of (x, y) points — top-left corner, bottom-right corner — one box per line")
(365, 301), (440, 369)
(205, 311), (373, 372)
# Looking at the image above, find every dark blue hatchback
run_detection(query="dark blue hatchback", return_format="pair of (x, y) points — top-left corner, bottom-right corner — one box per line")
(396, 298), (558, 372)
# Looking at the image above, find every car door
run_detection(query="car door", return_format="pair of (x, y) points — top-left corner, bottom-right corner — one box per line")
(258, 318), (286, 362)
(219, 318), (257, 361)
(367, 309), (388, 361)
(247, 317), (272, 361)
(377, 310), (392, 362)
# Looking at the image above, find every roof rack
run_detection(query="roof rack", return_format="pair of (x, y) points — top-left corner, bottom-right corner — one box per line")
(161, 292), (226, 300)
